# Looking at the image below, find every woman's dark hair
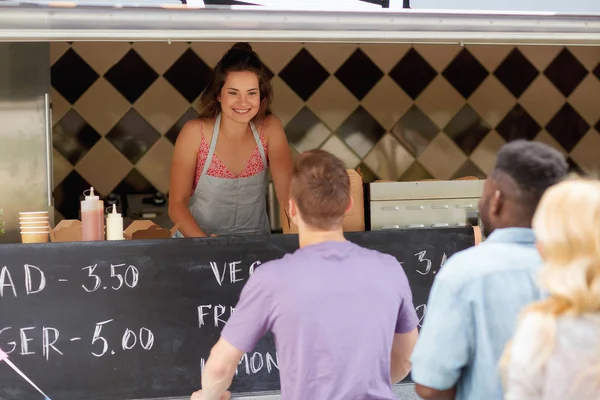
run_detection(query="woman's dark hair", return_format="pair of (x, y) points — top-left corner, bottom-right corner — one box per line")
(197, 42), (273, 124)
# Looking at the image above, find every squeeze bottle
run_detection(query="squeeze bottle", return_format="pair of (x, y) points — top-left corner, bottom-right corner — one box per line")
(81, 187), (104, 241)
(106, 204), (125, 241)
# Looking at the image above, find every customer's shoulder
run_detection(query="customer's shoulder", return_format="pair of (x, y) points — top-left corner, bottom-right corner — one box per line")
(248, 255), (289, 280)
(447, 239), (540, 267)
(437, 240), (541, 285)
(256, 249), (316, 272)
(442, 242), (491, 266)
(349, 242), (401, 265)
(260, 242), (403, 275)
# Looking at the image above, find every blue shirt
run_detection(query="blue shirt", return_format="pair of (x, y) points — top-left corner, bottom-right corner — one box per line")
(410, 228), (544, 400)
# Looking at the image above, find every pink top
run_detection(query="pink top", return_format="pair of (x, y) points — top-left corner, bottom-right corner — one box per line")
(192, 121), (268, 191)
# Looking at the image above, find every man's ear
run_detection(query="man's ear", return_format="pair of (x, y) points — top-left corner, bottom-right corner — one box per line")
(345, 196), (354, 214)
(288, 199), (298, 225)
(490, 189), (502, 217)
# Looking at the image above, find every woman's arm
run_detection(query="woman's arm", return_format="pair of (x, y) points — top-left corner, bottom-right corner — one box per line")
(168, 120), (209, 238)
(265, 115), (293, 218)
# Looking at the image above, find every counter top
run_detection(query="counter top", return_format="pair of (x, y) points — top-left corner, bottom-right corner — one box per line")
(140, 383), (420, 399)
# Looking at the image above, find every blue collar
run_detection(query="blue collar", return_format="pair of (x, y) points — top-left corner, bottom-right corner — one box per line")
(485, 227), (536, 245)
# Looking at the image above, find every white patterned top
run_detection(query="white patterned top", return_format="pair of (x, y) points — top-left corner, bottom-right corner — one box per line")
(505, 312), (600, 400)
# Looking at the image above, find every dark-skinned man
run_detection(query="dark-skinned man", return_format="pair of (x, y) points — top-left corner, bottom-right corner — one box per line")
(410, 140), (568, 400)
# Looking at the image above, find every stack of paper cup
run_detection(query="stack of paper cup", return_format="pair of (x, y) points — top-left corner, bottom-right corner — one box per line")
(19, 211), (50, 243)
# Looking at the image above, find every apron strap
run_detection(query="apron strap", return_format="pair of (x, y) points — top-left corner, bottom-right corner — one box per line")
(250, 121), (268, 169)
(201, 113), (221, 178)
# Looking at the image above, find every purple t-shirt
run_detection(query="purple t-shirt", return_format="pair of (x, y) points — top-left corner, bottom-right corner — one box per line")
(221, 240), (418, 400)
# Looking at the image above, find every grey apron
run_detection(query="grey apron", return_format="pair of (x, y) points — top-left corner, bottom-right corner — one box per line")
(174, 114), (270, 237)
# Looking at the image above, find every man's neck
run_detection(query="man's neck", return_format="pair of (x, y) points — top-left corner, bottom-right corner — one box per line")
(298, 229), (346, 248)
(497, 218), (532, 231)
(486, 221), (532, 237)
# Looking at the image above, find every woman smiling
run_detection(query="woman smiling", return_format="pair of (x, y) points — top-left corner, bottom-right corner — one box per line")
(169, 43), (293, 238)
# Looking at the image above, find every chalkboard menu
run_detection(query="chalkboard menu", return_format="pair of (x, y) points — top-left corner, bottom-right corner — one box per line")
(0, 228), (474, 400)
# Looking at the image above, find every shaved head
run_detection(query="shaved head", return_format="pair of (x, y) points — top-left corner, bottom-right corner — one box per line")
(479, 140), (568, 236)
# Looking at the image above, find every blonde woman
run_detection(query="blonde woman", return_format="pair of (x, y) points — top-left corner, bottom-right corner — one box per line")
(502, 177), (600, 399)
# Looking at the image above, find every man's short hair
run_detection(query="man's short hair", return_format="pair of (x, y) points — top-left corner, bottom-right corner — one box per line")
(290, 149), (350, 230)
(494, 139), (568, 215)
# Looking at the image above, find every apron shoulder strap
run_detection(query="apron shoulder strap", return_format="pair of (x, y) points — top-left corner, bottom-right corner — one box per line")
(250, 120), (268, 168)
(201, 114), (221, 177)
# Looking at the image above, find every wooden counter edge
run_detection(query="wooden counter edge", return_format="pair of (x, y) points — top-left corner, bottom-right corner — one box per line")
(473, 226), (482, 246)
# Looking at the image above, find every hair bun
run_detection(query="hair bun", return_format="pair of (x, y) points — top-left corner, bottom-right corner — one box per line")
(231, 42), (253, 52)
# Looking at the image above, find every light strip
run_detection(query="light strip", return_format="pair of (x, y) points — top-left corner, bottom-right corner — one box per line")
(185, 0), (205, 7)
(235, 0), (381, 11)
(2, 29), (600, 45)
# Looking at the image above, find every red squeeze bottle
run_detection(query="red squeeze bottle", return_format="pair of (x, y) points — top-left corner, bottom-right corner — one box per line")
(81, 187), (105, 241)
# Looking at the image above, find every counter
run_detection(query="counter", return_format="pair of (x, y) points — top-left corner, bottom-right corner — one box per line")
(140, 384), (420, 399)
(0, 228), (474, 400)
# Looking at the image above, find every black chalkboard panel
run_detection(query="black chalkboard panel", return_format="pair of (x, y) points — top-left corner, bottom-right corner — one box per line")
(0, 228), (474, 400)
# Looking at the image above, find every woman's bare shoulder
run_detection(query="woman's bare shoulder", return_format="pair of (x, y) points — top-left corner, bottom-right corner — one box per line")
(177, 119), (200, 142)
(263, 114), (282, 127)
(177, 118), (215, 147)
(261, 114), (284, 138)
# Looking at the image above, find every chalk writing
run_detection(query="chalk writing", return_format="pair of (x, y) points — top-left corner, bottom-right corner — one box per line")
(249, 261), (261, 276)
(25, 265), (46, 295)
(197, 304), (236, 328)
(0, 321), (156, 360)
(0, 266), (17, 297)
(82, 264), (139, 293)
(416, 304), (427, 328)
(0, 327), (63, 360)
(200, 351), (280, 378)
(414, 251), (432, 275)
(440, 253), (447, 269)
(90, 319), (111, 357)
(42, 327), (62, 361)
(208, 260), (261, 286)
(0, 265), (46, 297)
(91, 320), (154, 357)
(414, 251), (447, 276)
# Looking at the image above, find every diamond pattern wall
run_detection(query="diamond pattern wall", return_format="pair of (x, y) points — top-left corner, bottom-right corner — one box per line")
(51, 42), (600, 220)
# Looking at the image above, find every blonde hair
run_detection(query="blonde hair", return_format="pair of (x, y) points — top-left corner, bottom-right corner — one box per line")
(500, 176), (600, 389)
(533, 176), (600, 315)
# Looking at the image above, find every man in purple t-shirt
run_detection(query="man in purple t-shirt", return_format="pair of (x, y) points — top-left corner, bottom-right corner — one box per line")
(191, 150), (419, 400)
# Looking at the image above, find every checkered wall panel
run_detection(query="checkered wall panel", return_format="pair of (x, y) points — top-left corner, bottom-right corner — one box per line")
(50, 42), (600, 219)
